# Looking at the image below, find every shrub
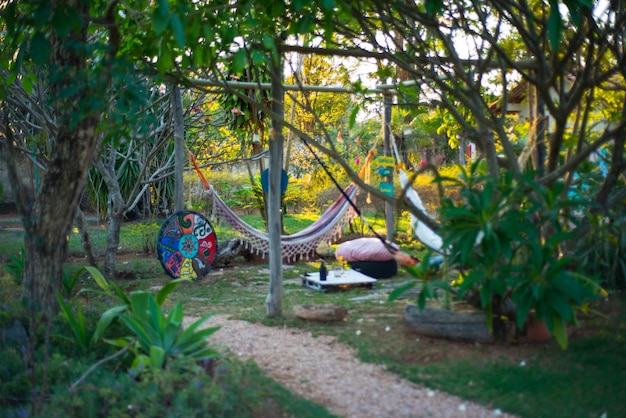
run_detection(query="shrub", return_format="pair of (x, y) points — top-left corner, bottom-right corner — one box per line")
(576, 214), (626, 291)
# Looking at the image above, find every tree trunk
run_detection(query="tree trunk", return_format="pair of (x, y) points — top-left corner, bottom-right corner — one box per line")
(14, 0), (101, 317)
(265, 53), (284, 318)
(172, 85), (185, 213)
(15, 121), (100, 317)
(74, 207), (98, 267)
(96, 158), (126, 279)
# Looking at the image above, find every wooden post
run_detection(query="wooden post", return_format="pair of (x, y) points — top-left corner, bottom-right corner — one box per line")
(172, 85), (185, 213)
(383, 93), (395, 242)
(266, 51), (284, 317)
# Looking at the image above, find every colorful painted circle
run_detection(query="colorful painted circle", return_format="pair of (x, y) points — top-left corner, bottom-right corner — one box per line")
(156, 211), (218, 280)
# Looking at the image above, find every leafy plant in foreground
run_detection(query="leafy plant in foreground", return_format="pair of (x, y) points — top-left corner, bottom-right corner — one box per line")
(56, 266), (127, 354)
(106, 291), (221, 373)
(435, 164), (606, 349)
(392, 162), (607, 349)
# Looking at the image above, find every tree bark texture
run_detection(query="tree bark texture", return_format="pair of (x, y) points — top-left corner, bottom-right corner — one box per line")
(172, 85), (185, 213)
(18, 0), (103, 317)
(96, 157), (125, 279)
(265, 54), (284, 318)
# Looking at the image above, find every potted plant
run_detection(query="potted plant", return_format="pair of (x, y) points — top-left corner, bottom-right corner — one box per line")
(395, 163), (606, 349)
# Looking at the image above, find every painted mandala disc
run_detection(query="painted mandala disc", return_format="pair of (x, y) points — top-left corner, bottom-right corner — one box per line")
(156, 210), (218, 280)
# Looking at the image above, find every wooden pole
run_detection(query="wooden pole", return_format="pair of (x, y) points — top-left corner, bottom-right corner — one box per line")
(266, 51), (284, 317)
(383, 93), (395, 242)
(172, 85), (185, 213)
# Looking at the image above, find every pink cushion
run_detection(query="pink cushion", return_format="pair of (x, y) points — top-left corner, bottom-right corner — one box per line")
(335, 238), (396, 262)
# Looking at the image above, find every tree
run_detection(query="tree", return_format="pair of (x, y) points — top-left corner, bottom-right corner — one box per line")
(1, 0), (119, 317)
(0, 0), (231, 315)
(93, 84), (178, 279)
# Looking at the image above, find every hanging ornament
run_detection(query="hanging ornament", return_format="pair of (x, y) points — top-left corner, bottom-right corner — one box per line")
(157, 210), (218, 280)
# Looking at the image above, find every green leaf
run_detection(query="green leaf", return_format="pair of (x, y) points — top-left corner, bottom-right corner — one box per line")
(104, 337), (132, 348)
(152, 9), (169, 36)
(51, 7), (73, 38)
(174, 326), (219, 354)
(156, 278), (188, 306)
(293, 0), (306, 12)
(150, 345), (167, 369)
(349, 106), (359, 130)
(262, 34), (276, 51)
(169, 13), (185, 48)
(425, 0), (444, 16)
(320, 0), (334, 11)
(388, 281), (417, 302)
(29, 32), (50, 65)
(545, 290), (574, 322)
(157, 44), (172, 75)
(130, 291), (151, 320)
(120, 314), (158, 352)
(187, 346), (221, 361)
(131, 354), (151, 374)
(33, 2), (51, 27)
(56, 293), (88, 353)
(551, 314), (568, 349)
(109, 281), (130, 305)
(232, 49), (248, 74)
(92, 305), (128, 346)
(174, 314), (218, 351)
(82, 266), (108, 291)
(147, 294), (166, 341)
(157, 0), (170, 17)
(548, 0), (563, 52)
(250, 49), (267, 66)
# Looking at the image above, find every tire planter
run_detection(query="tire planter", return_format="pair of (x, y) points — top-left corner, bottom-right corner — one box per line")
(157, 210), (218, 280)
(404, 305), (493, 343)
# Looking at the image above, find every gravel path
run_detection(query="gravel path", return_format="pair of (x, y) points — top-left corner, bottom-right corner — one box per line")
(186, 314), (516, 418)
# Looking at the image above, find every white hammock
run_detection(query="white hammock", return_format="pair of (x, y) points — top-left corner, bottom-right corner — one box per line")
(208, 184), (358, 262)
(398, 168), (445, 253)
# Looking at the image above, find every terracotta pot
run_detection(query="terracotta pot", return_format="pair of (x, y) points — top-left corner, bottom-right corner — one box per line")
(526, 311), (551, 342)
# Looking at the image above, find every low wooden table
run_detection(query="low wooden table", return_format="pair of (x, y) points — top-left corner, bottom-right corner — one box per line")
(301, 269), (377, 291)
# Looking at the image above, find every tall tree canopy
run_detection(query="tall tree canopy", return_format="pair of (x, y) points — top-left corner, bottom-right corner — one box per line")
(1, 0), (624, 319)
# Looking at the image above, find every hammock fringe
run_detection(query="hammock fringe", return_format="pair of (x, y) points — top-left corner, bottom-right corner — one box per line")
(208, 185), (358, 261)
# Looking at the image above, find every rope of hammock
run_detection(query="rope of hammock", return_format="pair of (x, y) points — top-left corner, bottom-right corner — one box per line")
(189, 148), (375, 261)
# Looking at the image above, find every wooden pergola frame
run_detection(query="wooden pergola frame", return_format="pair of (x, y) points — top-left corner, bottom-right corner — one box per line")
(186, 72), (416, 317)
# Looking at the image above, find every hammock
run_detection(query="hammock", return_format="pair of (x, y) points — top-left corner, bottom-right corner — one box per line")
(390, 135), (445, 254)
(190, 149), (375, 262)
(398, 168), (444, 253)
(208, 184), (358, 262)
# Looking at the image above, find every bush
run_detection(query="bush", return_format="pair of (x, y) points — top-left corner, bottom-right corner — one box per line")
(405, 163), (606, 349)
(576, 214), (626, 291)
(30, 358), (262, 418)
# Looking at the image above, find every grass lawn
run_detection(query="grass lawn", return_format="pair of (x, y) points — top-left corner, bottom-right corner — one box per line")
(1, 212), (625, 418)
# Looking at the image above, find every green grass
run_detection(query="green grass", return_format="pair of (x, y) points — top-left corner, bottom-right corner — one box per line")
(165, 261), (626, 418)
(2, 213), (625, 418)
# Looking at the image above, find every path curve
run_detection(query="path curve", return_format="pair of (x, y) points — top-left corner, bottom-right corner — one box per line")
(186, 315), (515, 418)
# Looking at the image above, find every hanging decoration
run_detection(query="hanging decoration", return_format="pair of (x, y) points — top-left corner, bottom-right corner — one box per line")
(157, 210), (218, 280)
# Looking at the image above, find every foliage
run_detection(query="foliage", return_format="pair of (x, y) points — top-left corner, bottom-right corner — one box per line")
(388, 253), (449, 309)
(435, 162), (606, 349)
(0, 335), (326, 418)
(1, 248), (24, 286)
(576, 214), (626, 291)
(55, 266), (126, 355)
(55, 266), (196, 357)
(106, 290), (220, 374)
(125, 222), (161, 255)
